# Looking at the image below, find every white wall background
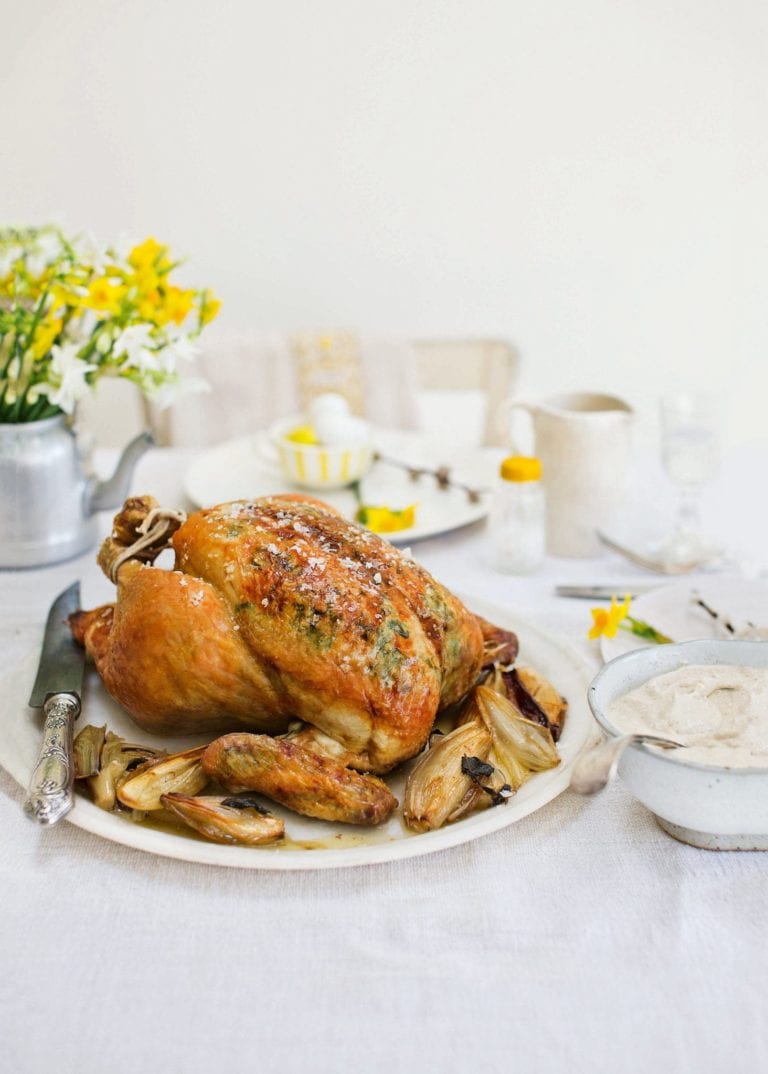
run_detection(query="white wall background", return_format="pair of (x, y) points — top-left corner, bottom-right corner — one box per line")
(2, 0), (766, 447)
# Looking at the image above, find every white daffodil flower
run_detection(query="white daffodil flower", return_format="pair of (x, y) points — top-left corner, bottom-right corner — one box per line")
(0, 244), (21, 276)
(113, 324), (159, 373)
(71, 308), (99, 343)
(157, 332), (200, 373)
(165, 324), (201, 358)
(39, 343), (98, 414)
(70, 231), (108, 275)
(26, 229), (64, 277)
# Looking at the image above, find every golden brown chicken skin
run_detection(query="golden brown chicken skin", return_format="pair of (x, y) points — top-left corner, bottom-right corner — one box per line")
(72, 495), (485, 773)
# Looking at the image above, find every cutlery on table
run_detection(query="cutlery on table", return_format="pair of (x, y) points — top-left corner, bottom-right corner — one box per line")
(555, 584), (658, 600)
(596, 530), (709, 575)
(570, 733), (683, 795)
(25, 581), (84, 825)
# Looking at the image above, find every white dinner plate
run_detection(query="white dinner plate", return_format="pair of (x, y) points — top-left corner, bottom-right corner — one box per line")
(600, 575), (768, 663)
(0, 596), (597, 870)
(183, 429), (500, 543)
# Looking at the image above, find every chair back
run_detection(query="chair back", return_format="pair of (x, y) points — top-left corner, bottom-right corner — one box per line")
(139, 332), (518, 450)
(413, 338), (519, 447)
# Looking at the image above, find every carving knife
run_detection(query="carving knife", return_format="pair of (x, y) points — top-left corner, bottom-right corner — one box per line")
(25, 581), (84, 825)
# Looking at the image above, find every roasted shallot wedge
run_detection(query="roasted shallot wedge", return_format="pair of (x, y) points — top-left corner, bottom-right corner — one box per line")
(116, 745), (208, 810)
(86, 730), (166, 811)
(515, 667), (568, 740)
(202, 733), (398, 826)
(161, 793), (285, 846)
(469, 685), (560, 788)
(403, 721), (492, 832)
(484, 664), (567, 742)
(73, 723), (107, 780)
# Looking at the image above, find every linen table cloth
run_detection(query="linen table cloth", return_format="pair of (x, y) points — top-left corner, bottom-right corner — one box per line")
(1, 443), (765, 1074)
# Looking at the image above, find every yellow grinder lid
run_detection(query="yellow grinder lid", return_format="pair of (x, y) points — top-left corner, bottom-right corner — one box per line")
(500, 455), (542, 482)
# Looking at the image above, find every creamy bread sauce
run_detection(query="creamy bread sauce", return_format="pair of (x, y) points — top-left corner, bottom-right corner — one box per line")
(609, 664), (768, 767)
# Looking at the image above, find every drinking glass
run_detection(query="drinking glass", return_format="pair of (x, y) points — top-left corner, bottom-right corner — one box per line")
(658, 392), (720, 565)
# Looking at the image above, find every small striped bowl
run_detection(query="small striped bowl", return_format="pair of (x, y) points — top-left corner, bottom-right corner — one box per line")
(268, 416), (373, 490)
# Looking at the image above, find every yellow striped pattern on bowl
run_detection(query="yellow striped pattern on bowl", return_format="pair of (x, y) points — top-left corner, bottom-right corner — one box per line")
(268, 418), (373, 489)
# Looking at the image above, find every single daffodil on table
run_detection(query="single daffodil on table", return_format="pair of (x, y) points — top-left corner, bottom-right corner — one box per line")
(588, 594), (631, 639)
(588, 594), (673, 645)
(355, 503), (417, 534)
(348, 480), (416, 533)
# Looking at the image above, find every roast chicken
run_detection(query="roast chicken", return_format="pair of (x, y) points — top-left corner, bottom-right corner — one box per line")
(71, 494), (504, 776)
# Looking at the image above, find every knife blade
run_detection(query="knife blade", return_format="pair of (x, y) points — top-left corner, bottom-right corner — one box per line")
(25, 581), (84, 825)
(555, 584), (658, 600)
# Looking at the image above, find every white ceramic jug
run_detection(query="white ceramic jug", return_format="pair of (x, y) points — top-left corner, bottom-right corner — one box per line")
(509, 392), (634, 558)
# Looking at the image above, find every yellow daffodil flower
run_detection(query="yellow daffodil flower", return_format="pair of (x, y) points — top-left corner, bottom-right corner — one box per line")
(163, 285), (195, 326)
(137, 289), (163, 321)
(588, 594), (631, 639)
(131, 267), (162, 297)
(49, 284), (81, 312)
(128, 237), (170, 274)
(31, 317), (63, 359)
(588, 594), (673, 645)
(200, 289), (222, 325)
(85, 277), (126, 315)
(355, 504), (417, 534)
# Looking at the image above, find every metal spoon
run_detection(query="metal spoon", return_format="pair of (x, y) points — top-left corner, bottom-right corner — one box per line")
(570, 734), (684, 795)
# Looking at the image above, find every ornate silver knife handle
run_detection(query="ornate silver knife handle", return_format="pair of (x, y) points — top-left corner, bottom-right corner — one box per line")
(24, 693), (81, 825)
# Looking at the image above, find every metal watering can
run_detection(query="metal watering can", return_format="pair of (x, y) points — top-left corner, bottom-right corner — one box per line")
(0, 414), (153, 567)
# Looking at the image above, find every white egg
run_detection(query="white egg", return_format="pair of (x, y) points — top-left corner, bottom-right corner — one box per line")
(314, 412), (371, 446)
(308, 393), (371, 444)
(308, 393), (351, 422)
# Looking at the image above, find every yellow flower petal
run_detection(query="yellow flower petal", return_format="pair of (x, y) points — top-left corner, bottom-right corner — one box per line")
(84, 277), (126, 314)
(588, 607), (610, 640)
(588, 594), (632, 640)
(128, 237), (170, 274)
(357, 504), (417, 533)
(30, 317), (63, 359)
(200, 289), (221, 325)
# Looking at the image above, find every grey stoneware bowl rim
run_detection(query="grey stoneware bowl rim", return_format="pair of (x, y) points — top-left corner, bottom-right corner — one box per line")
(588, 638), (768, 776)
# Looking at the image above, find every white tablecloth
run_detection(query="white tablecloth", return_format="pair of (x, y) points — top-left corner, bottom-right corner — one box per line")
(2, 445), (766, 1074)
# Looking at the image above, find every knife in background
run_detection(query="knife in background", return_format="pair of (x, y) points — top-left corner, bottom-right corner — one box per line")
(25, 581), (84, 825)
(555, 584), (658, 600)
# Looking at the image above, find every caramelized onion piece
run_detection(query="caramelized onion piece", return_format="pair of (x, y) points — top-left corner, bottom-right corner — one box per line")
(88, 732), (165, 811)
(403, 721), (492, 832)
(515, 667), (568, 740)
(473, 685), (560, 784)
(116, 746), (208, 810)
(161, 793), (285, 846)
(73, 724), (107, 780)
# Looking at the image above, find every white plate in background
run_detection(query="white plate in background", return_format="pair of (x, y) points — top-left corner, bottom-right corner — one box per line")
(600, 575), (768, 663)
(183, 429), (501, 543)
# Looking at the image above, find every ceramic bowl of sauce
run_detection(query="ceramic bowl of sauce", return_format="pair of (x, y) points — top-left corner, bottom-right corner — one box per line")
(588, 639), (768, 849)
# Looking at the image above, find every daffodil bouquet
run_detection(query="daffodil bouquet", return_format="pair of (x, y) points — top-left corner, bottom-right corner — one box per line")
(0, 225), (220, 423)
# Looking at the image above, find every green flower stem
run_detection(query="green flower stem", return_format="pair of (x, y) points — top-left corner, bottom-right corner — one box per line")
(22, 285), (51, 355)
(621, 616), (673, 645)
